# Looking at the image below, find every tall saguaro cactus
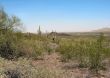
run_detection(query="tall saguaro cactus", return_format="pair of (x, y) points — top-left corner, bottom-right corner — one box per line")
(38, 25), (41, 36)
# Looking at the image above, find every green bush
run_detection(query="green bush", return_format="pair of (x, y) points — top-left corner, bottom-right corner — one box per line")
(58, 36), (110, 74)
(88, 33), (106, 73)
(57, 39), (75, 62)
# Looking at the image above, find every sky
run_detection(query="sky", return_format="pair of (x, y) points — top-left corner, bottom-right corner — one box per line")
(0, 0), (110, 33)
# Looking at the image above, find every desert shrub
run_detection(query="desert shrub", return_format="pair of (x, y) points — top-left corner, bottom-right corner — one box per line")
(88, 33), (106, 73)
(0, 32), (50, 60)
(58, 35), (110, 73)
(88, 42), (102, 71)
(57, 39), (75, 62)
(15, 39), (47, 59)
(44, 42), (53, 54)
(0, 32), (21, 59)
(75, 40), (89, 68)
(0, 57), (65, 78)
(31, 40), (46, 59)
(0, 40), (16, 59)
(58, 38), (89, 66)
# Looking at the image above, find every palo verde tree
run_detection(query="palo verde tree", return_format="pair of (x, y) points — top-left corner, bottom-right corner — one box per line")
(0, 7), (22, 59)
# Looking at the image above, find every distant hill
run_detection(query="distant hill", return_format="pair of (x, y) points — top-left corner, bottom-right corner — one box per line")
(49, 32), (71, 36)
(59, 27), (110, 37)
(93, 27), (110, 32)
(47, 27), (110, 37)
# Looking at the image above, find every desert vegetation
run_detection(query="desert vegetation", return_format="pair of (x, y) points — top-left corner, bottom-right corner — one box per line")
(1, 7), (110, 78)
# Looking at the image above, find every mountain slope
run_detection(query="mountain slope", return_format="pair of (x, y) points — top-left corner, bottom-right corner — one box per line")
(93, 27), (110, 32)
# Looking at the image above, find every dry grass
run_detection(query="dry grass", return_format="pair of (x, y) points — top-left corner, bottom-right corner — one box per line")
(1, 51), (110, 78)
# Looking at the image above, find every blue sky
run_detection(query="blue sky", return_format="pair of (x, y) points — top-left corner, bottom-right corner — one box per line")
(0, 0), (110, 32)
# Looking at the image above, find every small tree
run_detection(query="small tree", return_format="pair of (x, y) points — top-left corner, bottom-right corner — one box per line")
(0, 7), (22, 59)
